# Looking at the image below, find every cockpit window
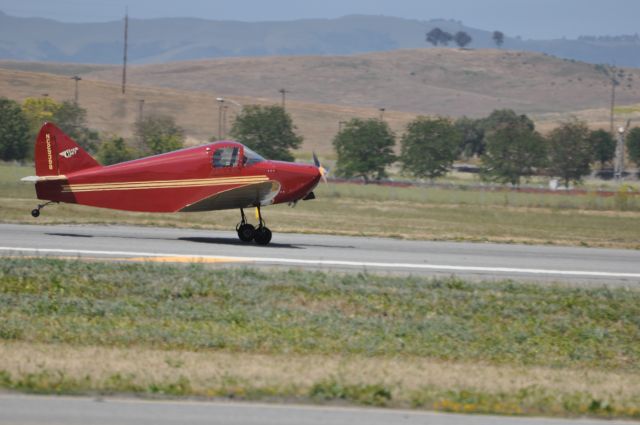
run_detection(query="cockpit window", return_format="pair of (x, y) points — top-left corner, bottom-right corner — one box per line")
(243, 147), (265, 166)
(212, 147), (240, 168)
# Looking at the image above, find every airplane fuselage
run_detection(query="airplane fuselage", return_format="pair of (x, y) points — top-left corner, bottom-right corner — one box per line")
(36, 141), (321, 213)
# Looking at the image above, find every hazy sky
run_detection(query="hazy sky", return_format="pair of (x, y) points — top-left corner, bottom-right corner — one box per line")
(1, 0), (638, 39)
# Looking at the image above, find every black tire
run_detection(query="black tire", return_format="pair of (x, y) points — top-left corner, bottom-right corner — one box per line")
(31, 209), (40, 218)
(254, 227), (272, 245)
(237, 223), (255, 242)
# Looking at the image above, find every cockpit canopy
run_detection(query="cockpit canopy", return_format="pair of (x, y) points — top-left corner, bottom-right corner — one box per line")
(211, 143), (265, 168)
(243, 146), (265, 166)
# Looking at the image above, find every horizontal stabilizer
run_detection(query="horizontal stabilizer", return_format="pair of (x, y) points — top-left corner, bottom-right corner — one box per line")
(21, 175), (68, 182)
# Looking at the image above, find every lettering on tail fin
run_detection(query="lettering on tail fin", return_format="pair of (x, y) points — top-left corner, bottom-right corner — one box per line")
(59, 147), (79, 159)
(46, 133), (53, 170)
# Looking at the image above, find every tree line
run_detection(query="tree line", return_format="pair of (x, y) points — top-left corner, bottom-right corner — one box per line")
(0, 97), (299, 166)
(0, 96), (186, 165)
(2, 96), (640, 188)
(425, 28), (505, 49)
(333, 110), (640, 187)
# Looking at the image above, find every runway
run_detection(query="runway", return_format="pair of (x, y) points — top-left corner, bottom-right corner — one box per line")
(1, 394), (638, 425)
(1, 223), (639, 284)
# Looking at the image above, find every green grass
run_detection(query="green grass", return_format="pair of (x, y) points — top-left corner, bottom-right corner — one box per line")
(614, 104), (640, 114)
(1, 257), (639, 418)
(1, 258), (639, 368)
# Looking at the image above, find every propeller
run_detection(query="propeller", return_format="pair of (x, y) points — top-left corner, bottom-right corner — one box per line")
(312, 152), (329, 183)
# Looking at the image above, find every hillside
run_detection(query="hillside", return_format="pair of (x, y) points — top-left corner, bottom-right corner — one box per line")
(78, 49), (640, 116)
(0, 67), (418, 156)
(1, 11), (640, 67)
(1, 49), (639, 156)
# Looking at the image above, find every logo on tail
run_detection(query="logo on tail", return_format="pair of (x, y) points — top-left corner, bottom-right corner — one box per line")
(59, 147), (79, 159)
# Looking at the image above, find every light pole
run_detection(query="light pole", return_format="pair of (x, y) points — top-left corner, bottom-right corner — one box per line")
(216, 97), (225, 140)
(614, 121), (630, 182)
(71, 75), (82, 104)
(222, 105), (228, 139)
(216, 97), (243, 139)
(379, 108), (386, 120)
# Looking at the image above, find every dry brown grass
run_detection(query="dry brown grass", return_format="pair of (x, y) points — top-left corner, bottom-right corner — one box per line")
(0, 67), (417, 156)
(3, 48), (640, 156)
(79, 49), (640, 118)
(2, 342), (638, 402)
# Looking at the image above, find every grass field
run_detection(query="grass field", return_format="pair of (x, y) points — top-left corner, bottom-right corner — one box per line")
(2, 163), (640, 249)
(0, 258), (639, 418)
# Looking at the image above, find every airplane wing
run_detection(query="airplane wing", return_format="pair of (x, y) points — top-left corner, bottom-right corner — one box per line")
(179, 180), (281, 212)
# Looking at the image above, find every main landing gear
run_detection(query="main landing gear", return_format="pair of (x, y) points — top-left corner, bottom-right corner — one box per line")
(236, 206), (272, 245)
(30, 201), (57, 218)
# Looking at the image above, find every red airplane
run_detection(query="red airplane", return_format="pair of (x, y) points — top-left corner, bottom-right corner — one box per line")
(22, 123), (326, 245)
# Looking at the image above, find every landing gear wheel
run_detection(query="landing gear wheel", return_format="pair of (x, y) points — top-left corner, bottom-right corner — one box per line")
(237, 223), (255, 242)
(254, 227), (272, 245)
(29, 201), (56, 218)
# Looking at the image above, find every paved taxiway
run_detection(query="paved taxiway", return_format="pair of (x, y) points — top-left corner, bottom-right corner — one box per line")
(0, 223), (639, 284)
(1, 394), (638, 425)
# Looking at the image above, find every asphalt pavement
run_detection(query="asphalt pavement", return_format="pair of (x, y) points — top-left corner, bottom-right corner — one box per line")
(1, 394), (638, 425)
(0, 223), (639, 285)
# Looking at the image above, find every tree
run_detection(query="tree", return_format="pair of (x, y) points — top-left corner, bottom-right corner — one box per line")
(22, 97), (60, 138)
(400, 117), (461, 180)
(333, 118), (396, 183)
(492, 31), (505, 48)
(97, 136), (139, 165)
(454, 31), (472, 48)
(547, 118), (593, 188)
(588, 129), (616, 169)
(426, 27), (453, 46)
(134, 114), (185, 155)
(482, 109), (535, 133)
(229, 105), (302, 162)
(0, 98), (31, 161)
(21, 97), (100, 154)
(627, 127), (640, 166)
(52, 101), (100, 153)
(481, 110), (546, 186)
(455, 116), (485, 158)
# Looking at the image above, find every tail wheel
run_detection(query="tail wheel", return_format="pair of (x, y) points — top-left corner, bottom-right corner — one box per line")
(237, 223), (256, 242)
(31, 209), (40, 218)
(254, 227), (272, 245)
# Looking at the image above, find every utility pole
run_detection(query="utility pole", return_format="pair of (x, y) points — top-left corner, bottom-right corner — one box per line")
(279, 88), (289, 109)
(614, 119), (631, 182)
(121, 9), (129, 95)
(610, 76), (617, 134)
(138, 99), (145, 122)
(71, 75), (82, 104)
(379, 108), (386, 120)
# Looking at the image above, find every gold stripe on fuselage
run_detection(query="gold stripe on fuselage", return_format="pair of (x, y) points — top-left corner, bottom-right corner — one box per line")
(61, 175), (269, 193)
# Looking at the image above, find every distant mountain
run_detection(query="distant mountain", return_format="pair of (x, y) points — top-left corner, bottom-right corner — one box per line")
(1, 11), (639, 67)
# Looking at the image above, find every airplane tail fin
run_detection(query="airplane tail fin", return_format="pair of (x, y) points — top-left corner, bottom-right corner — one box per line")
(34, 122), (100, 177)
